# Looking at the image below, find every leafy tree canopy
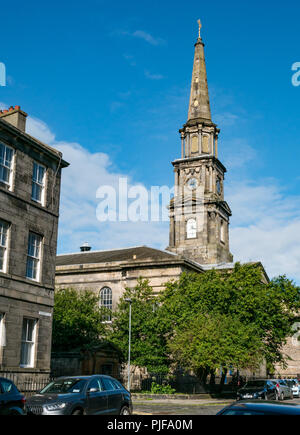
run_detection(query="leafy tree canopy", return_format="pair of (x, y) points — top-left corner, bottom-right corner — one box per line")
(109, 279), (170, 374)
(52, 288), (109, 352)
(159, 264), (300, 372)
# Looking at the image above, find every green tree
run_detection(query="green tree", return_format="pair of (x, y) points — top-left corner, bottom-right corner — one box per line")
(159, 264), (300, 378)
(109, 279), (169, 374)
(168, 314), (264, 384)
(52, 288), (109, 351)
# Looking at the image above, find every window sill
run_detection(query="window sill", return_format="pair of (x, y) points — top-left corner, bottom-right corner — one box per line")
(26, 276), (40, 284)
(31, 198), (45, 207)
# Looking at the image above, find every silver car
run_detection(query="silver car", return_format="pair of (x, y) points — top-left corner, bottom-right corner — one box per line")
(285, 379), (300, 398)
(270, 379), (293, 401)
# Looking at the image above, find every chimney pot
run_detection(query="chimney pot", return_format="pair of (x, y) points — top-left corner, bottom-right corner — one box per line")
(0, 105), (27, 132)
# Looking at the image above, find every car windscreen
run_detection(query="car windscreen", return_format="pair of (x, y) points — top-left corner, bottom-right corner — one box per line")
(40, 379), (87, 394)
(243, 381), (265, 388)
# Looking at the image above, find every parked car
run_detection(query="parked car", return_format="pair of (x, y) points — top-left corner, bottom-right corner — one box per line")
(217, 401), (300, 415)
(0, 377), (26, 415)
(285, 379), (300, 398)
(26, 375), (132, 415)
(237, 380), (277, 401)
(270, 379), (293, 401)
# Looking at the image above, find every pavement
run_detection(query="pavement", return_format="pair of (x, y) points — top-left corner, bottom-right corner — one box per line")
(132, 396), (300, 415)
(132, 397), (234, 415)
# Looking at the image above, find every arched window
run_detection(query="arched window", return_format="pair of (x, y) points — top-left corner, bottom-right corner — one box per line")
(202, 135), (210, 154)
(100, 287), (112, 322)
(191, 135), (199, 154)
(187, 218), (197, 239)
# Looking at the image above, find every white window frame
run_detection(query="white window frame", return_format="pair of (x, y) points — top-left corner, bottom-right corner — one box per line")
(31, 162), (46, 205)
(186, 218), (197, 239)
(26, 232), (43, 281)
(0, 220), (10, 273)
(20, 318), (37, 368)
(0, 142), (14, 189)
(100, 287), (113, 322)
(0, 313), (5, 349)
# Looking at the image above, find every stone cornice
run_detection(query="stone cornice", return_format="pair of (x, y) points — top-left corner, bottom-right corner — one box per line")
(172, 155), (227, 173)
(55, 257), (205, 275)
(0, 119), (69, 170)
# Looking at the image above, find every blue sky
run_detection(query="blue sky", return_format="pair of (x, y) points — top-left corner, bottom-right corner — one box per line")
(0, 0), (300, 282)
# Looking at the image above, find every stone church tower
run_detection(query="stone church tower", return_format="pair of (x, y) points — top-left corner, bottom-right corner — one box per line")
(167, 22), (233, 265)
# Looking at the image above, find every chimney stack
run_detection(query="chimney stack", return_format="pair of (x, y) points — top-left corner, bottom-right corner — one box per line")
(80, 243), (91, 252)
(0, 105), (28, 132)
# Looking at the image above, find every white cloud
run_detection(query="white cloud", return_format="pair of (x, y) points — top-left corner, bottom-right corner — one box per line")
(144, 70), (164, 81)
(25, 117), (168, 254)
(214, 112), (239, 127)
(132, 30), (166, 46)
(228, 180), (300, 283)
(222, 139), (257, 170)
(21, 113), (300, 284)
(113, 30), (166, 47)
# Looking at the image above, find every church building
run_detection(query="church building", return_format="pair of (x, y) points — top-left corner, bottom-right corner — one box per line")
(55, 23), (299, 378)
(56, 22), (236, 308)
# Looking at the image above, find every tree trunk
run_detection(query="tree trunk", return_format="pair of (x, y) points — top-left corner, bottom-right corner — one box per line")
(196, 367), (210, 388)
(209, 370), (216, 386)
(220, 368), (228, 392)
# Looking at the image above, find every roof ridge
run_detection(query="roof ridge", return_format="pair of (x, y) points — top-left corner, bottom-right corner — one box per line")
(57, 245), (155, 257)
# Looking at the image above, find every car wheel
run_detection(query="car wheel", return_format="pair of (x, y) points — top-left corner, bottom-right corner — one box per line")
(72, 409), (83, 415)
(120, 406), (131, 416)
(10, 410), (21, 415)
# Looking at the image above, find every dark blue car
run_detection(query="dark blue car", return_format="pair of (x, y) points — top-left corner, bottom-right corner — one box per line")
(0, 377), (26, 415)
(217, 401), (300, 416)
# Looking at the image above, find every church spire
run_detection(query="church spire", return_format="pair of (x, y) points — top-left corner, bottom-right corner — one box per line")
(167, 22), (233, 265)
(187, 19), (212, 122)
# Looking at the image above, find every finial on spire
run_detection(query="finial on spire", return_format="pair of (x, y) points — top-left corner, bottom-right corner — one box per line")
(197, 19), (202, 39)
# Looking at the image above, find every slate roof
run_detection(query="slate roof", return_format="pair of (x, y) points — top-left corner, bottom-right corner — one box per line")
(56, 246), (181, 267)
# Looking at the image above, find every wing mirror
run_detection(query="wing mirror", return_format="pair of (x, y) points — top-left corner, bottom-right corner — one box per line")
(88, 388), (99, 393)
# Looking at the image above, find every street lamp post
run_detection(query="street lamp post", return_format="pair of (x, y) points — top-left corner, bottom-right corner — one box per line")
(125, 298), (132, 392)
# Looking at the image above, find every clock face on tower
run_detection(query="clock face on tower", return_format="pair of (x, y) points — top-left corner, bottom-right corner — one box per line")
(187, 178), (198, 191)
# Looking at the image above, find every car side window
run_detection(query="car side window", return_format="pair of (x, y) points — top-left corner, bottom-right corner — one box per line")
(0, 380), (13, 394)
(102, 378), (116, 391)
(223, 409), (265, 416)
(88, 378), (102, 392)
(111, 379), (123, 390)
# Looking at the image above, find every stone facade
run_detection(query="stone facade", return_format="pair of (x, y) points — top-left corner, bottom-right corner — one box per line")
(56, 247), (205, 310)
(51, 343), (122, 378)
(0, 106), (68, 382)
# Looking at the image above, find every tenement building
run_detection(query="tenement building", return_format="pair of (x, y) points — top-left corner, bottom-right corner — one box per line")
(55, 24), (299, 378)
(0, 106), (68, 382)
